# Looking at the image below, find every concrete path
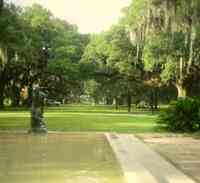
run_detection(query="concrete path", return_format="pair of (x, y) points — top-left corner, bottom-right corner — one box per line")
(105, 133), (196, 183)
(142, 135), (200, 183)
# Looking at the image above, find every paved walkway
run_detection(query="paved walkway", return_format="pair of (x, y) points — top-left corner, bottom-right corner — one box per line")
(142, 135), (200, 183)
(106, 134), (196, 183)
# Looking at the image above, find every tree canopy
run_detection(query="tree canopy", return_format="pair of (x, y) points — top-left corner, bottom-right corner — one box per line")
(122, 0), (200, 98)
(1, 0), (200, 110)
(0, 2), (88, 108)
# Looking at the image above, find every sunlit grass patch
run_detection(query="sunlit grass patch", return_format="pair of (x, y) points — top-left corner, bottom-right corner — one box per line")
(0, 105), (164, 133)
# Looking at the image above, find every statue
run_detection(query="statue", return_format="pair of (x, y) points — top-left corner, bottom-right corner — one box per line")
(29, 87), (47, 134)
(28, 44), (49, 134)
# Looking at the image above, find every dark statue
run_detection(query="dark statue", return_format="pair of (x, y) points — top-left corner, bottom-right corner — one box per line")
(28, 44), (49, 134)
(29, 87), (47, 134)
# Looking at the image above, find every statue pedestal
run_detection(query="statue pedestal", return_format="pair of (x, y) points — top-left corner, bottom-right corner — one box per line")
(28, 127), (48, 134)
(29, 107), (48, 134)
(28, 122), (48, 134)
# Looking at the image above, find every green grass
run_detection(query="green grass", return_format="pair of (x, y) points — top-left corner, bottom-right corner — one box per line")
(0, 104), (165, 133)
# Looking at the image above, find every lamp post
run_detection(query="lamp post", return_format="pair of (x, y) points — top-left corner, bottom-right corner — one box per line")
(0, 0), (3, 14)
(29, 45), (49, 134)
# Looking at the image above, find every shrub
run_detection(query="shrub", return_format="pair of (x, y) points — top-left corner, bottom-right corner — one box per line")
(158, 98), (200, 132)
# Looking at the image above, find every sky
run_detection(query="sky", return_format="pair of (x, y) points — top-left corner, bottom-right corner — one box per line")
(9, 0), (131, 33)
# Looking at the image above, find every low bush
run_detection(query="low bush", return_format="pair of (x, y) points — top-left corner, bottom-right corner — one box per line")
(158, 98), (200, 132)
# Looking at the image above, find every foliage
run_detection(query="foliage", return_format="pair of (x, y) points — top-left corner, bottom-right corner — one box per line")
(1, 0), (200, 111)
(121, 0), (148, 29)
(81, 25), (143, 108)
(122, 0), (200, 98)
(158, 98), (200, 132)
(0, 2), (89, 107)
(106, 24), (139, 77)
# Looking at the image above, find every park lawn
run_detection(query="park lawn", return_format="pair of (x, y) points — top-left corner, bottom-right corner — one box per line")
(0, 105), (164, 133)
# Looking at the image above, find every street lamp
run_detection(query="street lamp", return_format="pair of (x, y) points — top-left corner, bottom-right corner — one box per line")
(0, 0), (3, 14)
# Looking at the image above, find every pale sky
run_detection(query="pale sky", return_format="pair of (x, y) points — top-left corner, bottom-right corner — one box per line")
(9, 0), (131, 33)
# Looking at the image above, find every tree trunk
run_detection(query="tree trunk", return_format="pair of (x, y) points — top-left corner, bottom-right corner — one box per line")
(106, 97), (113, 105)
(0, 81), (5, 109)
(27, 85), (33, 107)
(149, 89), (154, 114)
(94, 97), (99, 105)
(0, 45), (8, 67)
(11, 84), (21, 107)
(127, 92), (132, 113)
(153, 87), (158, 110)
(0, 44), (8, 109)
(0, 93), (4, 109)
(187, 18), (195, 74)
(114, 97), (119, 110)
(176, 54), (187, 98)
(176, 83), (187, 98)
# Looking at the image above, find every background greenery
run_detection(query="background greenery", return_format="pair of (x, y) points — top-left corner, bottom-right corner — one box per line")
(1, 0), (200, 132)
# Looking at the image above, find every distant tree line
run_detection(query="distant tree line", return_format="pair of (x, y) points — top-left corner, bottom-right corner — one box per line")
(80, 0), (200, 112)
(1, 0), (200, 112)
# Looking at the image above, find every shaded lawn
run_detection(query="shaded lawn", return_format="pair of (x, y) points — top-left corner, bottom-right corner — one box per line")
(2, 104), (160, 114)
(0, 105), (165, 133)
